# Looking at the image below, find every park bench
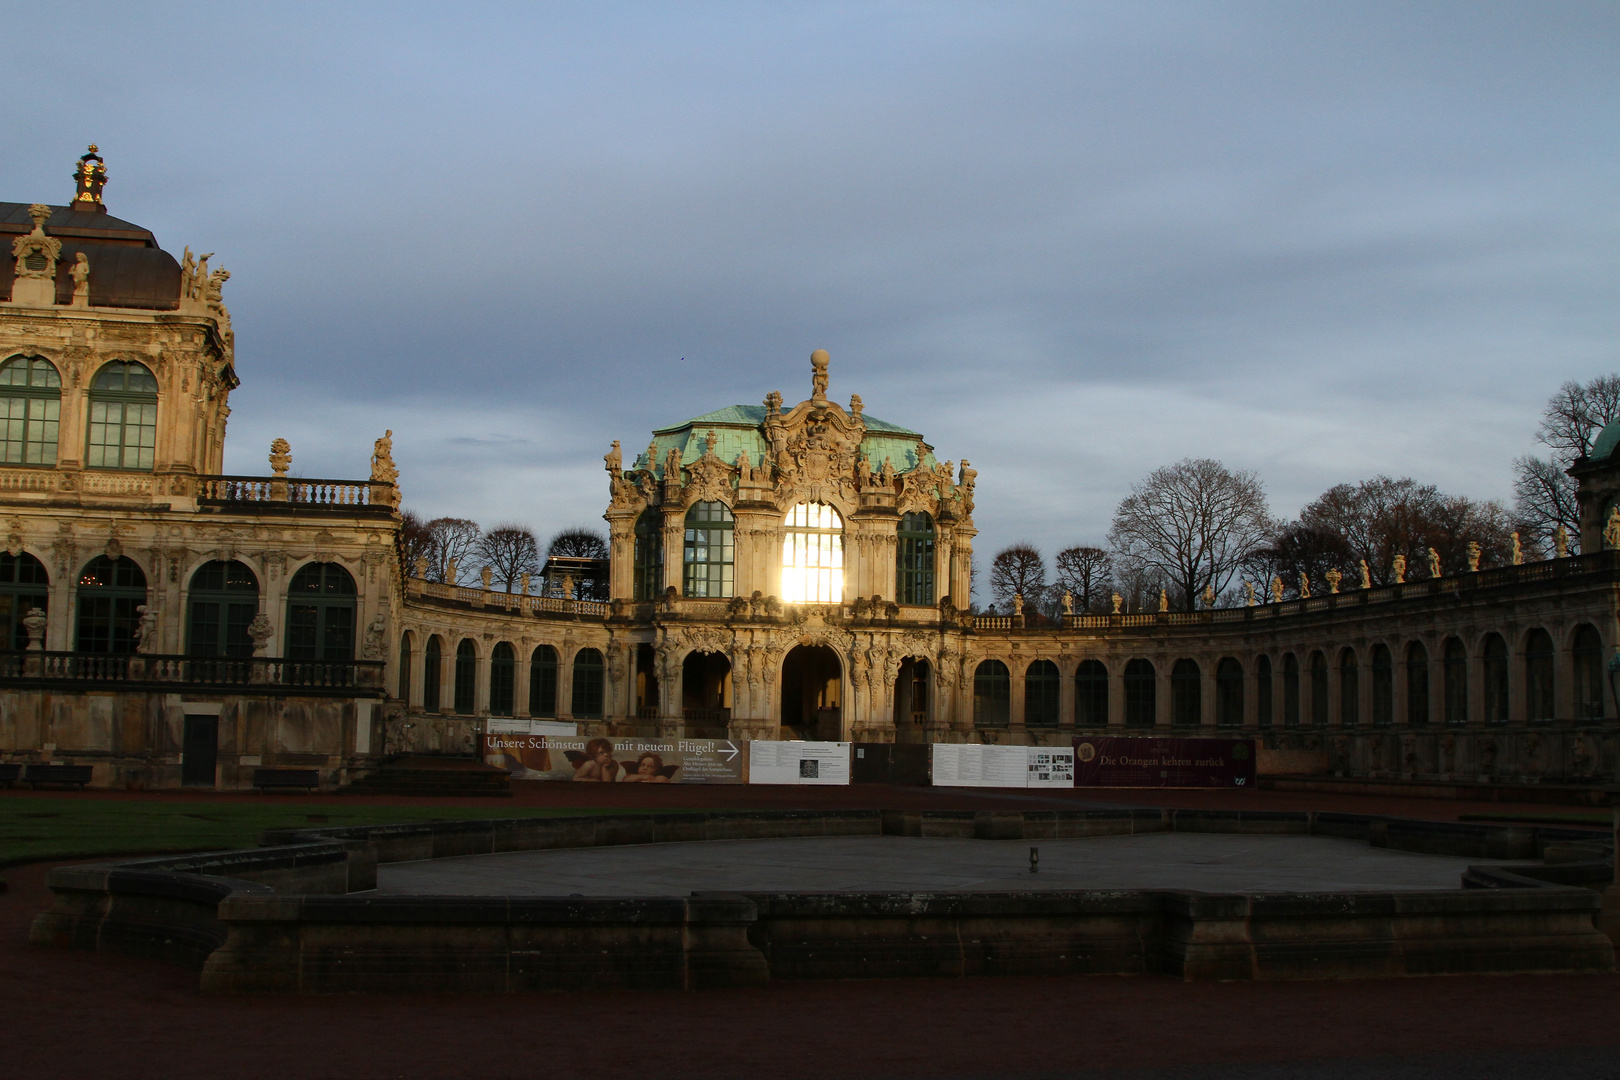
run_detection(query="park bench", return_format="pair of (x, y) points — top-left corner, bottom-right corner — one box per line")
(253, 768), (321, 793)
(0, 763), (20, 788)
(23, 764), (94, 789)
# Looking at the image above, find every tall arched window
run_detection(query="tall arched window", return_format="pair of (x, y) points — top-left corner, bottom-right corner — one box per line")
(782, 502), (843, 603)
(1573, 625), (1604, 719)
(0, 355), (60, 465)
(423, 635), (443, 712)
(1256, 655), (1273, 728)
(974, 659), (1010, 726)
(1075, 659), (1108, 727)
(285, 562), (355, 661)
(1339, 649), (1359, 726)
(0, 551), (49, 650)
(683, 501), (734, 598)
(489, 642), (516, 716)
(530, 644), (559, 717)
(187, 560), (259, 657)
(454, 639), (477, 714)
(1482, 633), (1508, 723)
(1443, 638), (1468, 725)
(1405, 642), (1429, 725)
(86, 360), (158, 470)
(1309, 651), (1329, 726)
(571, 648), (604, 719)
(1025, 659), (1059, 727)
(1124, 658), (1156, 728)
(633, 510), (663, 601)
(1282, 653), (1300, 727)
(897, 512), (936, 605)
(1216, 658), (1243, 727)
(76, 555), (146, 653)
(1171, 659), (1201, 726)
(1525, 628), (1555, 722)
(1371, 644), (1393, 726)
(398, 631), (413, 701)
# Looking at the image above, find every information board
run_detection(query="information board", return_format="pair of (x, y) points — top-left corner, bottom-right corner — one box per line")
(1026, 746), (1075, 788)
(1072, 736), (1256, 788)
(482, 734), (745, 784)
(748, 741), (851, 785)
(486, 718), (579, 736)
(930, 743), (1031, 788)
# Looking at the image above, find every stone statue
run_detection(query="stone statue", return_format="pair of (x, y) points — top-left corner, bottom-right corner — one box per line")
(369, 429), (398, 485)
(1061, 590), (1073, 615)
(205, 267), (230, 305)
(1510, 532), (1522, 565)
(1466, 542), (1481, 572)
(1158, 589), (1169, 613)
(1554, 525), (1570, 558)
(1392, 554), (1406, 584)
(246, 612), (273, 655)
(704, 429), (718, 456)
(180, 246), (196, 295)
(1243, 581), (1256, 606)
(1427, 547), (1441, 578)
(1605, 508), (1620, 551)
(1269, 576), (1284, 603)
(480, 566), (493, 590)
(22, 606), (46, 650)
(133, 604), (159, 654)
(1358, 559), (1371, 589)
(1110, 592), (1122, 614)
(445, 557), (458, 586)
(810, 348), (830, 402)
(1298, 573), (1311, 600)
(1012, 592), (1024, 617)
(1202, 585), (1215, 609)
(192, 253), (213, 300)
(1324, 568), (1341, 594)
(849, 393), (863, 419)
(362, 615), (386, 660)
(413, 556), (428, 578)
(269, 438), (291, 477)
(604, 440), (622, 475)
(958, 460), (977, 516)
(520, 571), (531, 595)
(666, 446), (682, 479)
(70, 252), (89, 298)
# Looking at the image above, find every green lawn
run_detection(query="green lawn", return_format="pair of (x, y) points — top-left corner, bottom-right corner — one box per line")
(0, 798), (635, 865)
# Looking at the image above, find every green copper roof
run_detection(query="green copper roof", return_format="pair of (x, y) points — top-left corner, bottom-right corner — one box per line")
(636, 404), (934, 476)
(1591, 419), (1620, 462)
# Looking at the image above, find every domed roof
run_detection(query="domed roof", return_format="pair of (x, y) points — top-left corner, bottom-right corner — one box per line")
(639, 403), (937, 477)
(1589, 419), (1620, 463)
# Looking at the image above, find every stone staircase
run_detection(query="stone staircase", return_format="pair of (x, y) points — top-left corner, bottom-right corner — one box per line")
(345, 755), (513, 797)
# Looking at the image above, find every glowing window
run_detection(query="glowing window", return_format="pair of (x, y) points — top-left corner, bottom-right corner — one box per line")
(781, 502), (843, 603)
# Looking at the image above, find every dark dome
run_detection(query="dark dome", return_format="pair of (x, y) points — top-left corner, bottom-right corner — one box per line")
(0, 202), (181, 310)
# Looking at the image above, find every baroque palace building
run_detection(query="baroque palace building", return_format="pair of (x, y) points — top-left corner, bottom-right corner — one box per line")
(3, 151), (1620, 792)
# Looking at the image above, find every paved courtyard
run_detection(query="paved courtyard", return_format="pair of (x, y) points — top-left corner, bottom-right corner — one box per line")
(375, 832), (1504, 896)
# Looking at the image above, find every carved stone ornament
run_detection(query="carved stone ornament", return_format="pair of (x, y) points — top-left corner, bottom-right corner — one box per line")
(681, 626), (730, 656)
(682, 436), (736, 507)
(246, 612), (274, 655)
(11, 205), (61, 280)
(362, 614), (387, 660)
(369, 429), (398, 485)
(104, 536), (123, 561)
(23, 606), (46, 651)
(133, 605), (159, 654)
(269, 438), (291, 477)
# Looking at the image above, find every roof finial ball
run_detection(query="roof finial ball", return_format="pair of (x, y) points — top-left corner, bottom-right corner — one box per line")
(810, 348), (830, 405)
(71, 145), (107, 212)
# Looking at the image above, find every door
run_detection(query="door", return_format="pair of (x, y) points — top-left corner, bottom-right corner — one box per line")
(181, 714), (218, 787)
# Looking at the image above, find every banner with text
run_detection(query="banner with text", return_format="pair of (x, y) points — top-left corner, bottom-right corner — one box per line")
(1072, 736), (1255, 788)
(481, 734), (746, 784)
(748, 741), (852, 785)
(932, 743), (1074, 788)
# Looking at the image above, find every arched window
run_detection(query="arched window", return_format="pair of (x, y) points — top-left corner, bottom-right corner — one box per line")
(1216, 658), (1243, 727)
(1256, 655), (1273, 728)
(423, 636), (442, 711)
(1171, 659), (1201, 727)
(1339, 649), (1359, 727)
(0, 551), (49, 650)
(285, 562), (356, 661)
(489, 642), (515, 716)
(86, 360), (158, 470)
(782, 502), (843, 603)
(1309, 651), (1329, 726)
(186, 560), (258, 658)
(75, 555), (146, 653)
(454, 639), (477, 714)
(897, 512), (936, 606)
(1371, 644), (1393, 726)
(1443, 638), (1468, 725)
(530, 645), (559, 717)
(633, 510), (663, 601)
(1025, 659), (1059, 727)
(1573, 625), (1604, 719)
(0, 355), (60, 465)
(1282, 653), (1300, 727)
(1405, 642), (1429, 725)
(683, 501), (734, 598)
(1526, 628), (1555, 722)
(1482, 633), (1508, 723)
(1124, 658), (1156, 728)
(571, 648), (604, 719)
(973, 659), (1010, 726)
(1075, 659), (1108, 727)
(398, 631), (413, 701)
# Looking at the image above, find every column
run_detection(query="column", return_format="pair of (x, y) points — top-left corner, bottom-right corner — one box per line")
(513, 639), (532, 718)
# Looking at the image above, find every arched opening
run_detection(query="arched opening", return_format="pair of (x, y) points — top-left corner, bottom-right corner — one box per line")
(453, 639), (477, 714)
(1171, 658), (1201, 727)
(682, 650), (732, 735)
(571, 648), (605, 720)
(75, 555), (146, 653)
(1405, 641), (1429, 725)
(1339, 649), (1359, 726)
(1282, 653), (1300, 727)
(489, 642), (516, 716)
(0, 355), (61, 465)
(423, 636), (443, 712)
(896, 511), (936, 605)
(781, 503), (844, 603)
(1256, 655), (1273, 728)
(781, 644), (842, 739)
(186, 560), (259, 658)
(1482, 633), (1508, 723)
(1443, 638), (1468, 725)
(1216, 658), (1243, 727)
(529, 644), (558, 718)
(1309, 651), (1328, 726)
(973, 659), (1010, 727)
(1573, 624), (1604, 719)
(1025, 659), (1060, 727)
(634, 642), (657, 720)
(87, 360), (158, 470)
(893, 656), (930, 741)
(1525, 628), (1555, 722)
(284, 562), (356, 661)
(397, 631), (413, 701)
(1371, 644), (1394, 726)
(0, 551), (49, 650)
(1124, 658), (1156, 728)
(683, 501), (734, 598)
(1076, 659), (1108, 728)
(633, 510), (663, 601)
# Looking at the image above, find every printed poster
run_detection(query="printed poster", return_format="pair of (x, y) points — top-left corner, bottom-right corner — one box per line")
(1072, 736), (1255, 788)
(748, 741), (852, 785)
(930, 743), (1030, 788)
(482, 734), (746, 784)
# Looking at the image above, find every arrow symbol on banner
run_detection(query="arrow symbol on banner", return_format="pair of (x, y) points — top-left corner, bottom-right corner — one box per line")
(720, 741), (739, 761)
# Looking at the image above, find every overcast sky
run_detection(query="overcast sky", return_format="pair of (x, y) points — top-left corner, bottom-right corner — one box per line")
(4, 2), (1617, 577)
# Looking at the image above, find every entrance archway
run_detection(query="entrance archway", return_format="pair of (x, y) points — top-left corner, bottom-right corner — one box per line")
(781, 644), (842, 740)
(682, 650), (732, 736)
(893, 656), (930, 743)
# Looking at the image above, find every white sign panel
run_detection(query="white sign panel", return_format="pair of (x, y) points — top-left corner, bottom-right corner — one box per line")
(486, 718), (580, 736)
(930, 743), (1030, 788)
(1026, 746), (1075, 788)
(748, 741), (852, 785)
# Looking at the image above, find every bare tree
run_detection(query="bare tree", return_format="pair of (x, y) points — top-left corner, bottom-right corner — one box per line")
(1510, 376), (1620, 554)
(1513, 454), (1579, 555)
(1241, 522), (1356, 600)
(989, 543), (1047, 610)
(477, 522), (540, 593)
(1301, 477), (1514, 581)
(398, 509), (434, 577)
(1534, 375), (1620, 462)
(1107, 458), (1270, 610)
(410, 516), (481, 584)
(1053, 545), (1112, 612)
(546, 527), (609, 560)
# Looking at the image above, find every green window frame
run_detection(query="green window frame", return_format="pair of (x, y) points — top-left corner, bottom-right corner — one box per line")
(1371, 645), (1394, 726)
(896, 512), (936, 605)
(186, 560), (259, 658)
(1526, 628), (1555, 722)
(0, 551), (49, 650)
(1124, 658), (1156, 728)
(1256, 655), (1273, 728)
(1216, 657), (1244, 727)
(571, 647), (604, 719)
(454, 639), (477, 714)
(1024, 659), (1059, 726)
(683, 501), (734, 598)
(398, 631), (413, 701)
(423, 635), (443, 711)
(1171, 658), (1201, 727)
(1443, 637), (1468, 725)
(530, 645), (558, 717)
(1340, 649), (1359, 726)
(0, 355), (61, 466)
(973, 659), (1010, 727)
(1405, 642), (1429, 725)
(86, 361), (158, 471)
(76, 555), (147, 654)
(489, 642), (516, 716)
(1075, 659), (1108, 727)
(284, 562), (355, 661)
(633, 511), (663, 601)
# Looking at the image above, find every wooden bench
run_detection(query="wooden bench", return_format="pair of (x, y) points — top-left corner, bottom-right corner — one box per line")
(253, 768), (320, 793)
(23, 764), (94, 789)
(0, 763), (20, 788)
